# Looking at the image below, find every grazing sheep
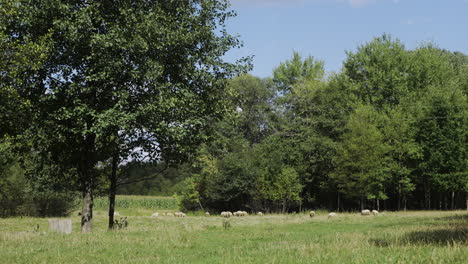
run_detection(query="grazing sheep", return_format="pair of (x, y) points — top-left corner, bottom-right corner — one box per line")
(309, 211), (315, 218)
(257, 212), (263, 216)
(372, 210), (379, 216)
(166, 212), (174, 217)
(221, 211), (232, 218)
(151, 212), (159, 218)
(328, 212), (337, 219)
(234, 211), (248, 217)
(174, 212), (186, 217)
(205, 212), (210, 216)
(361, 209), (371, 216)
(161, 213), (166, 216)
(114, 212), (120, 217)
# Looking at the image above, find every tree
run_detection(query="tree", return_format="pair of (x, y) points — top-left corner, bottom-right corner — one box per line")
(273, 51), (324, 93)
(227, 74), (275, 144)
(343, 34), (411, 109)
(414, 85), (467, 209)
(331, 105), (391, 210)
(2, 0), (248, 232)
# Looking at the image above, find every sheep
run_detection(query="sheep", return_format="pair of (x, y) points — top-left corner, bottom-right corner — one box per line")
(361, 209), (371, 216)
(114, 212), (120, 217)
(151, 212), (159, 218)
(234, 211), (248, 217)
(205, 212), (210, 216)
(328, 212), (337, 219)
(372, 210), (379, 216)
(161, 212), (166, 216)
(166, 212), (174, 217)
(257, 212), (264, 216)
(309, 211), (315, 218)
(221, 211), (232, 218)
(174, 212), (186, 217)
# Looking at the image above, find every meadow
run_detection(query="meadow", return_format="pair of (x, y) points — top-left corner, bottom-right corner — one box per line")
(0, 196), (466, 264)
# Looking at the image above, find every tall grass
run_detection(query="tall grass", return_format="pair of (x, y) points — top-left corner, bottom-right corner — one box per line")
(93, 195), (178, 210)
(1, 209), (466, 263)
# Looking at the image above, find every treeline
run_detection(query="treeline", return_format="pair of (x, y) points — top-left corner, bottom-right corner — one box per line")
(177, 35), (467, 212)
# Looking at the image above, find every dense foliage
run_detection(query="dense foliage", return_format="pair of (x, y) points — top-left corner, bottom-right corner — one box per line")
(0, 0), (466, 217)
(0, 0), (248, 230)
(178, 36), (467, 213)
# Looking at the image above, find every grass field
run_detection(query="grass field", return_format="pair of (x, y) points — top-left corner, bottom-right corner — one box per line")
(0, 198), (466, 263)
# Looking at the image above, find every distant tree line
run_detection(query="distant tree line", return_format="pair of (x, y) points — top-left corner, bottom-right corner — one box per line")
(178, 35), (467, 213)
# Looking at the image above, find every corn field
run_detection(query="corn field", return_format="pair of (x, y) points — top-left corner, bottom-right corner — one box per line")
(93, 195), (178, 210)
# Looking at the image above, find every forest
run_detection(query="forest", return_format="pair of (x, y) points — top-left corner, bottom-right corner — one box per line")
(0, 1), (467, 225)
(174, 37), (468, 213)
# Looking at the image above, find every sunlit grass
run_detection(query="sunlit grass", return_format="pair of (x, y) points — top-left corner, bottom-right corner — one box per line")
(0, 209), (466, 263)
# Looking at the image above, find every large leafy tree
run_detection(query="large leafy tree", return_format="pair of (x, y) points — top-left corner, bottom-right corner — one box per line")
(331, 105), (391, 210)
(414, 85), (467, 209)
(1, 0), (247, 232)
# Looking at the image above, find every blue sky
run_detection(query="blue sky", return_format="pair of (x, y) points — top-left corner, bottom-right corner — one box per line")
(224, 0), (468, 78)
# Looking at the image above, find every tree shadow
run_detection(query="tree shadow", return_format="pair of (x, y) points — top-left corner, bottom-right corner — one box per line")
(371, 213), (468, 246)
(402, 226), (467, 245)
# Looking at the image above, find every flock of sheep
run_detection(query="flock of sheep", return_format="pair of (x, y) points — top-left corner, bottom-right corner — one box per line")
(147, 209), (380, 218)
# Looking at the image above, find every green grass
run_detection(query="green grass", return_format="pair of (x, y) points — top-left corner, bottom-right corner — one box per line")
(0, 203), (467, 263)
(93, 195), (178, 211)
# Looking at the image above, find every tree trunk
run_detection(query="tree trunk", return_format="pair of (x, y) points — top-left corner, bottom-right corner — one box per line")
(108, 153), (118, 230)
(424, 182), (431, 209)
(337, 192), (340, 212)
(403, 194), (407, 211)
(397, 183), (401, 211)
(451, 191), (455, 210)
(81, 183), (93, 233)
(439, 192), (442, 210)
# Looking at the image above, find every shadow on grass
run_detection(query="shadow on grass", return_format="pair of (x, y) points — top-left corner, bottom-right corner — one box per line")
(402, 227), (467, 245)
(371, 213), (468, 247)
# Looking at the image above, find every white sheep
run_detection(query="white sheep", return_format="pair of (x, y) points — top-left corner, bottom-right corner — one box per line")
(151, 212), (159, 218)
(328, 212), (337, 219)
(205, 212), (210, 216)
(361, 209), (371, 216)
(174, 212), (186, 217)
(309, 211), (315, 217)
(166, 212), (174, 217)
(372, 210), (379, 216)
(114, 212), (120, 217)
(257, 212), (264, 216)
(221, 211), (232, 218)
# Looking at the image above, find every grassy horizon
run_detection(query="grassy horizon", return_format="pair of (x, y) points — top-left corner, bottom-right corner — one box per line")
(0, 203), (466, 263)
